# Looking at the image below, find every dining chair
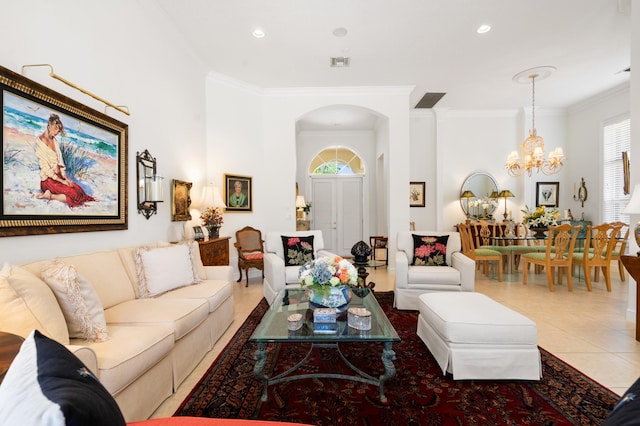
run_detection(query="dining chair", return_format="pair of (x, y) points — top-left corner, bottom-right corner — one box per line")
(522, 224), (580, 291)
(234, 226), (265, 287)
(609, 221), (630, 282)
(571, 223), (621, 291)
(458, 222), (503, 281)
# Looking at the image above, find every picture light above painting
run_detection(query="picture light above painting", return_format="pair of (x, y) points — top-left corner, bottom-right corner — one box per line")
(0, 65), (128, 236)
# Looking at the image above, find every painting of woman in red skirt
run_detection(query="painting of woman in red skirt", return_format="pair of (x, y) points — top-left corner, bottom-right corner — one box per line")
(34, 114), (95, 207)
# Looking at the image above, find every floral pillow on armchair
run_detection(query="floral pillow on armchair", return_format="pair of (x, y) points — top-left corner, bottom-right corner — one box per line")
(282, 236), (315, 266)
(412, 234), (449, 266)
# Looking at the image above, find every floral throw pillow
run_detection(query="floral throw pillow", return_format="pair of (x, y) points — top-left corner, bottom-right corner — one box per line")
(282, 236), (315, 266)
(412, 234), (449, 266)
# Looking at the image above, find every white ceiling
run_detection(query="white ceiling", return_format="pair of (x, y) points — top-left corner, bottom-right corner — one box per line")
(155, 0), (631, 130)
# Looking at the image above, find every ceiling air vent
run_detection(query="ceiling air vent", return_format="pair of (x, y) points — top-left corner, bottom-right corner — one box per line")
(415, 92), (446, 108)
(330, 57), (350, 68)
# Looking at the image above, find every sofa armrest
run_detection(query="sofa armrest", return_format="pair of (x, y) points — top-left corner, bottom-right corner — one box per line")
(451, 251), (475, 292)
(66, 344), (98, 377)
(395, 250), (409, 289)
(264, 252), (285, 290)
(317, 249), (338, 259)
(204, 265), (233, 282)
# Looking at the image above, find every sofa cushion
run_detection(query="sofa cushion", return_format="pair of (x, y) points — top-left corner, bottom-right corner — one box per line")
(156, 279), (232, 313)
(135, 244), (197, 297)
(407, 265), (461, 285)
(281, 235), (315, 266)
(0, 330), (125, 426)
(75, 324), (174, 395)
(397, 231), (461, 267)
(0, 263), (69, 344)
(25, 251), (136, 310)
(412, 234), (449, 266)
(41, 260), (109, 342)
(104, 298), (209, 340)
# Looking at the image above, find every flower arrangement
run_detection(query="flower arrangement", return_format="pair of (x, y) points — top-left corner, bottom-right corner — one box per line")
(521, 205), (559, 227)
(299, 256), (358, 298)
(200, 206), (224, 227)
(303, 202), (312, 213)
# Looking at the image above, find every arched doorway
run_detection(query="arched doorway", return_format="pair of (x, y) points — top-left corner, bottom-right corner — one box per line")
(296, 105), (388, 256)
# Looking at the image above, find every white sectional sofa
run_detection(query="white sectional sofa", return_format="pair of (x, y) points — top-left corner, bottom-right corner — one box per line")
(0, 241), (235, 422)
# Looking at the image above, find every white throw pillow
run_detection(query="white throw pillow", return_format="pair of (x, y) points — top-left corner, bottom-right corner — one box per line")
(136, 244), (197, 297)
(0, 263), (70, 344)
(41, 260), (109, 342)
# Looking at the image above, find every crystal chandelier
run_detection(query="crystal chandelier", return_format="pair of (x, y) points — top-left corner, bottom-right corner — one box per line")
(506, 67), (565, 177)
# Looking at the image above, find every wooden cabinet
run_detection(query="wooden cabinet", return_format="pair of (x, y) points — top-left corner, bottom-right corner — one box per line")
(199, 237), (230, 266)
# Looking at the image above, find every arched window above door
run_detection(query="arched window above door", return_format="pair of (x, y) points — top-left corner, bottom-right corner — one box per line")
(309, 146), (364, 175)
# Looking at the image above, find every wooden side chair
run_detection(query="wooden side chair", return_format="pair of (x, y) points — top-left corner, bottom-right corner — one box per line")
(234, 226), (265, 287)
(609, 221), (630, 282)
(522, 224), (580, 291)
(458, 222), (503, 281)
(572, 223), (621, 291)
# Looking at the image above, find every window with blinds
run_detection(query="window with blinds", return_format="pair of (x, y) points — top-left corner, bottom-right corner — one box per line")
(602, 116), (630, 223)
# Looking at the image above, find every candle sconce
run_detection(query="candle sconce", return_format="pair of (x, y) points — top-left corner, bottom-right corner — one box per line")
(573, 177), (588, 208)
(137, 149), (164, 220)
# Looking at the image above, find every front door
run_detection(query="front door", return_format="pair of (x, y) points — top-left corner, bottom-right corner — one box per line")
(311, 177), (363, 256)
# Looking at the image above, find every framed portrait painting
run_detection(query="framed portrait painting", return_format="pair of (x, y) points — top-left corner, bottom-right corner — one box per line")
(224, 174), (252, 212)
(410, 181), (425, 207)
(171, 179), (192, 221)
(0, 65), (128, 236)
(536, 182), (559, 207)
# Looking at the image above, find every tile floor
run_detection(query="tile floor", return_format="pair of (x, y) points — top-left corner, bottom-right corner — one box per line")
(152, 263), (638, 418)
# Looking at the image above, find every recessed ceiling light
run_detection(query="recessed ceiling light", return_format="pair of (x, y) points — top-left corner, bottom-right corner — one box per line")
(476, 24), (491, 34)
(333, 27), (348, 37)
(252, 28), (265, 39)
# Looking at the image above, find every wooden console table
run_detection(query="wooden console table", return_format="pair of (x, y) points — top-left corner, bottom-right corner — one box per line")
(621, 255), (640, 341)
(199, 236), (230, 266)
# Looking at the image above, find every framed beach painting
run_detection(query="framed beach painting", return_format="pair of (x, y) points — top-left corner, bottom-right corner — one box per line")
(0, 65), (128, 236)
(536, 182), (559, 207)
(224, 174), (252, 212)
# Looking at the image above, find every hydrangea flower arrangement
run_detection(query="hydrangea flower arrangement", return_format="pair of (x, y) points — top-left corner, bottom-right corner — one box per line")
(299, 256), (358, 298)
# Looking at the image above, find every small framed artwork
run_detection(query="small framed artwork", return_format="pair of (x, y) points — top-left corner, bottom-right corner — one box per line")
(224, 174), (252, 212)
(536, 182), (559, 207)
(192, 226), (205, 241)
(171, 179), (192, 221)
(410, 181), (425, 207)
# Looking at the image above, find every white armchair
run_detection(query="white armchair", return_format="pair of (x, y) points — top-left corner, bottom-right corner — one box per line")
(395, 230), (475, 310)
(263, 230), (336, 305)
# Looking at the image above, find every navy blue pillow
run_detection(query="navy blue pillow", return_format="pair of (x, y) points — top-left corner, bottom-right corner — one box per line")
(0, 330), (125, 426)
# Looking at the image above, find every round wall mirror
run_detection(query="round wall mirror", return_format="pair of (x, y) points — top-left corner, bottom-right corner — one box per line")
(460, 172), (499, 220)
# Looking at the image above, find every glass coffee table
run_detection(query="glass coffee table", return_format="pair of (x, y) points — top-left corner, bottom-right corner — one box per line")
(249, 288), (400, 402)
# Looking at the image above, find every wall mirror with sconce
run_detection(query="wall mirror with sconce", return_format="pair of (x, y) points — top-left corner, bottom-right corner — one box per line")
(137, 149), (163, 220)
(459, 172), (499, 220)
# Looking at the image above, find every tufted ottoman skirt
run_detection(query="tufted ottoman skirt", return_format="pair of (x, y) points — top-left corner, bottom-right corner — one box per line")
(417, 292), (541, 380)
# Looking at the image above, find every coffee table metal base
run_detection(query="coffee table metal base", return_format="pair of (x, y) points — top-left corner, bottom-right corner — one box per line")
(254, 341), (397, 403)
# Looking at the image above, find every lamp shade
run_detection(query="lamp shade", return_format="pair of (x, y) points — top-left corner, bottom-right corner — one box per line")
(623, 184), (640, 214)
(460, 190), (476, 199)
(498, 189), (515, 198)
(201, 185), (226, 208)
(296, 195), (306, 209)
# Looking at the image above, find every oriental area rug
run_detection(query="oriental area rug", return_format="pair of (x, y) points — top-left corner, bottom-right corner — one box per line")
(175, 292), (619, 425)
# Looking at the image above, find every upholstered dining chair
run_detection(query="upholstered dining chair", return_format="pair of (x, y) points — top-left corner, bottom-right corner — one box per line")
(457, 222), (503, 281)
(571, 223), (621, 292)
(522, 224), (580, 291)
(234, 226), (265, 287)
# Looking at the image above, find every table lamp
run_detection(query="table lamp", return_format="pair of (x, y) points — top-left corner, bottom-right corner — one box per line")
(498, 189), (515, 221)
(460, 190), (476, 222)
(622, 183), (640, 256)
(296, 195), (306, 220)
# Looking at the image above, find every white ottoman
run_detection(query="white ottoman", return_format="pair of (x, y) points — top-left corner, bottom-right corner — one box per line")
(417, 292), (541, 380)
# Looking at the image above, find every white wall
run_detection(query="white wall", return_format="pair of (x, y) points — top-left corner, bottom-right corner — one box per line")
(409, 111), (437, 230)
(0, 0), (208, 263)
(566, 83), (630, 224)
